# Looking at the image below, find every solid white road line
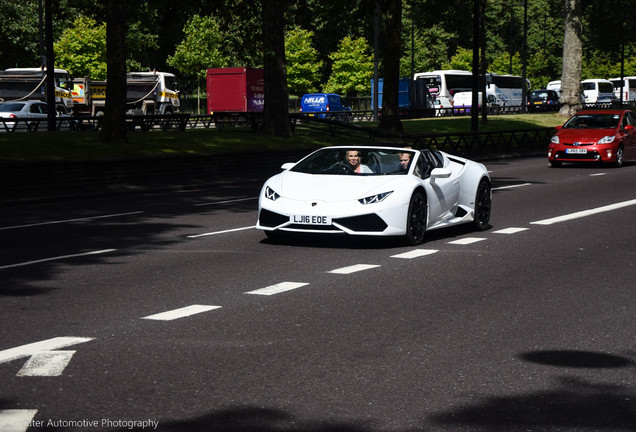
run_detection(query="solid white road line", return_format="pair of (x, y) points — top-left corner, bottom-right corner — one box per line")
(0, 249), (116, 270)
(391, 249), (439, 259)
(328, 264), (381, 274)
(0, 409), (38, 432)
(0, 337), (94, 365)
(246, 281), (309, 296)
(531, 198), (636, 226)
(0, 211), (143, 231)
(16, 350), (76, 377)
(194, 197), (258, 207)
(492, 227), (529, 234)
(141, 305), (221, 321)
(492, 183), (532, 191)
(187, 226), (254, 238)
(448, 237), (487, 245)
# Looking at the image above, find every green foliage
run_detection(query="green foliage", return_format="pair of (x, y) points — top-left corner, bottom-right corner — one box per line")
(446, 48), (474, 71)
(285, 27), (322, 96)
(324, 36), (373, 96)
(0, 0), (40, 68)
(400, 24), (456, 76)
(54, 16), (107, 80)
(167, 15), (230, 80)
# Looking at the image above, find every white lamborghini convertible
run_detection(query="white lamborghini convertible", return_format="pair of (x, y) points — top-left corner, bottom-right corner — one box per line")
(256, 146), (492, 245)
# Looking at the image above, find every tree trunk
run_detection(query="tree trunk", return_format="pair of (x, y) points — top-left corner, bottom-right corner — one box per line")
(261, 0), (292, 137)
(100, 0), (128, 143)
(378, 0), (403, 133)
(559, 0), (582, 117)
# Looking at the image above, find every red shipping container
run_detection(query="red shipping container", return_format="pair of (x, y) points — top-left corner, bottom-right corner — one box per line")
(206, 67), (264, 113)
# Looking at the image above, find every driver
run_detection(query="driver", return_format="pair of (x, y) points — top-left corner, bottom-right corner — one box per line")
(345, 150), (373, 173)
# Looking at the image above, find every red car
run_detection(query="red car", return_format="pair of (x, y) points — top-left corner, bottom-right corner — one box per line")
(548, 109), (636, 168)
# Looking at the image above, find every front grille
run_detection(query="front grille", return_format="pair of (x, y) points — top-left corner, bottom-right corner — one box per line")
(334, 214), (388, 232)
(287, 224), (336, 231)
(259, 209), (289, 227)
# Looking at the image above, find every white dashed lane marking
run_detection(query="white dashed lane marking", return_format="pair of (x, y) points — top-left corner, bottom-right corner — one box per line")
(0, 409), (38, 432)
(391, 249), (439, 259)
(447, 237), (487, 245)
(492, 227), (529, 234)
(245, 282), (309, 296)
(141, 305), (222, 321)
(16, 351), (76, 377)
(328, 264), (381, 274)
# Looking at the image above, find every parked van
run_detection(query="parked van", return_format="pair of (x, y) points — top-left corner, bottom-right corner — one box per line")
(609, 76), (636, 101)
(546, 80), (586, 105)
(300, 93), (351, 120)
(581, 79), (614, 103)
(452, 90), (506, 113)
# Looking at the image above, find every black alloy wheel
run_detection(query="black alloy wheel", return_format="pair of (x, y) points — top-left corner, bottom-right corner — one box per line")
(405, 191), (427, 245)
(473, 179), (492, 231)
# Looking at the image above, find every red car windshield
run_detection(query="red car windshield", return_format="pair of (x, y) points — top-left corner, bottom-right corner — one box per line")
(563, 113), (620, 129)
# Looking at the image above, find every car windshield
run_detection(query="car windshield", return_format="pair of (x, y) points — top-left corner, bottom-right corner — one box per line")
(563, 113), (620, 129)
(290, 148), (417, 175)
(0, 102), (25, 112)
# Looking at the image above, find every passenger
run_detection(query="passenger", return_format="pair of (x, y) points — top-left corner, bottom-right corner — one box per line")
(398, 152), (412, 171)
(345, 150), (373, 173)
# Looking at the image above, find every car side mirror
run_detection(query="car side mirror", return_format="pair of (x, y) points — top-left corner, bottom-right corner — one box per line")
(625, 125), (634, 132)
(430, 167), (452, 183)
(281, 162), (295, 170)
(555, 125), (562, 131)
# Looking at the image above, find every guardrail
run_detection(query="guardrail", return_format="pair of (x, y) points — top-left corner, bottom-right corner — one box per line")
(3, 101), (632, 134)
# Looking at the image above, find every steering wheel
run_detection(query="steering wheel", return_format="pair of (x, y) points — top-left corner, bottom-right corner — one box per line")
(325, 162), (354, 174)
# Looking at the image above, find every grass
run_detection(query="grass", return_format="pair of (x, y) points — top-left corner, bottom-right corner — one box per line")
(0, 113), (565, 162)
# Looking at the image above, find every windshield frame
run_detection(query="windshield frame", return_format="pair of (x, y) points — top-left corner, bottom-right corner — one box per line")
(290, 147), (418, 176)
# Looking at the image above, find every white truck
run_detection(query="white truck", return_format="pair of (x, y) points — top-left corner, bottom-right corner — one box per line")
(0, 67), (74, 113)
(71, 71), (180, 116)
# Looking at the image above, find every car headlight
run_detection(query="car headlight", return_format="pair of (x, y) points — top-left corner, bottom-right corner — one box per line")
(264, 186), (281, 201)
(550, 135), (560, 144)
(358, 191), (393, 205)
(598, 135), (615, 144)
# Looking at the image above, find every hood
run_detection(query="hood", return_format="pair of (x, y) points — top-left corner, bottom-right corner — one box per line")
(556, 128), (617, 143)
(271, 171), (402, 202)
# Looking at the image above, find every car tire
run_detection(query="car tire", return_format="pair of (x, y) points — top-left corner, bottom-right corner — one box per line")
(614, 146), (624, 168)
(473, 179), (491, 231)
(404, 190), (427, 246)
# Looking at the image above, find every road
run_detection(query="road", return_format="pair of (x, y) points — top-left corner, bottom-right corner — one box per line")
(1, 155), (635, 432)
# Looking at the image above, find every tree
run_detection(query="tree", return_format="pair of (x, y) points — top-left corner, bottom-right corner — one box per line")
(168, 15), (230, 79)
(261, 0), (292, 137)
(54, 17), (107, 80)
(378, 0), (402, 133)
(100, 0), (128, 143)
(324, 37), (373, 96)
(0, 0), (40, 69)
(559, 0), (582, 117)
(400, 24), (456, 77)
(285, 27), (322, 96)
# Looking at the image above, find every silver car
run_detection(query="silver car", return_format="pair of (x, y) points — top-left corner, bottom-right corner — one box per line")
(0, 100), (71, 132)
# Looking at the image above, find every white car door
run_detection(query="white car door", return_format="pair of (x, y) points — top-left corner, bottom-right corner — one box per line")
(417, 152), (461, 226)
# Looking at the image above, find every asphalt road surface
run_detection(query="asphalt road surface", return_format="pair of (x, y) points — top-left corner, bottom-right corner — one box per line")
(1, 155), (635, 432)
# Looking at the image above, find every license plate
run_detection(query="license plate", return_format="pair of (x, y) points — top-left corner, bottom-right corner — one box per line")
(291, 215), (331, 225)
(533, 101), (542, 105)
(566, 148), (587, 154)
